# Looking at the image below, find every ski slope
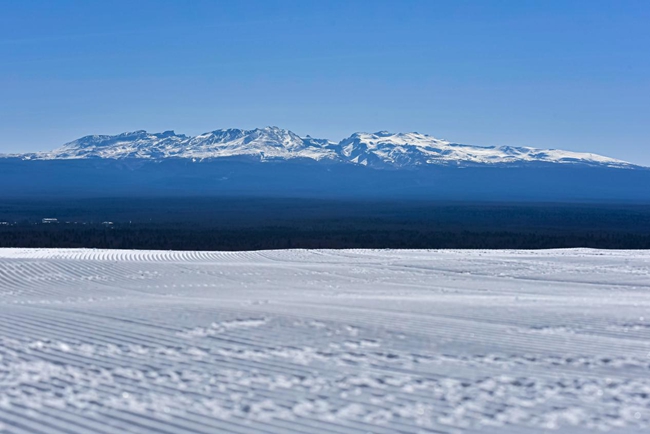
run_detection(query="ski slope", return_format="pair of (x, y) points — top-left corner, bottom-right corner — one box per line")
(1, 248), (649, 433)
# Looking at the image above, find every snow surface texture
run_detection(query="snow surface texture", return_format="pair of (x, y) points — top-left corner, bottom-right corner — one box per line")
(9, 127), (634, 168)
(1, 248), (649, 433)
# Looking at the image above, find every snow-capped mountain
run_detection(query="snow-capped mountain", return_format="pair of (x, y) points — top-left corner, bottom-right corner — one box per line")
(38, 127), (339, 162)
(14, 126), (636, 169)
(336, 131), (633, 168)
(2, 127), (649, 202)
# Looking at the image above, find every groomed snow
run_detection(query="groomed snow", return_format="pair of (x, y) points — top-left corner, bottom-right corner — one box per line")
(1, 248), (649, 433)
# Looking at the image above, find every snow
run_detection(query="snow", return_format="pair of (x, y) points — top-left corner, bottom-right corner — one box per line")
(38, 127), (341, 163)
(337, 132), (632, 168)
(1, 247), (649, 433)
(14, 127), (635, 169)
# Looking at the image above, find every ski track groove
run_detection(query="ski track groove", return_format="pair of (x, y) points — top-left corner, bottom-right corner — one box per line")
(1, 248), (650, 433)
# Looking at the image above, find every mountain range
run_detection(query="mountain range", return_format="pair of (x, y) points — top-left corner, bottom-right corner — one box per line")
(6, 126), (637, 169)
(1, 127), (648, 202)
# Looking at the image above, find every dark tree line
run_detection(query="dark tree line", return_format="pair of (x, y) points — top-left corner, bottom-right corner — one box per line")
(1, 224), (649, 250)
(2, 198), (650, 250)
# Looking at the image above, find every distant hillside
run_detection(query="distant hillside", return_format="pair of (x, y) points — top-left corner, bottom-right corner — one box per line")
(2, 127), (647, 202)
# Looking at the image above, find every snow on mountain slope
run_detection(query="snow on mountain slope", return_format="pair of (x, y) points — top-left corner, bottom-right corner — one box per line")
(338, 131), (632, 168)
(184, 127), (339, 161)
(16, 127), (636, 169)
(43, 127), (340, 162)
(47, 130), (189, 160)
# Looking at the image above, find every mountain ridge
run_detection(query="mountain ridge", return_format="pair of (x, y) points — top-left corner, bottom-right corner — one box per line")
(4, 126), (639, 169)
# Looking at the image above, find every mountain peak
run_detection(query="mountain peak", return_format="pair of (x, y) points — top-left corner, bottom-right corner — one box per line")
(13, 127), (636, 169)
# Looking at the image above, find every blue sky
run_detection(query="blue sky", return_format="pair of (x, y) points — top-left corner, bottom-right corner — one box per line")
(1, 0), (649, 164)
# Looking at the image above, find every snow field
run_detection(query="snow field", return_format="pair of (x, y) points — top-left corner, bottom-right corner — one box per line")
(0, 248), (649, 433)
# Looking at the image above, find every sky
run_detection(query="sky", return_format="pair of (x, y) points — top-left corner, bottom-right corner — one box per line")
(1, 0), (649, 164)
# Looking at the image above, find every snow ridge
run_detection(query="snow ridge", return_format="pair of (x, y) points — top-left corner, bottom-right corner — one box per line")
(14, 127), (636, 168)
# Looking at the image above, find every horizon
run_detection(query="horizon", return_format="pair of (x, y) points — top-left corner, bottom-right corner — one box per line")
(3, 125), (640, 166)
(0, 0), (649, 164)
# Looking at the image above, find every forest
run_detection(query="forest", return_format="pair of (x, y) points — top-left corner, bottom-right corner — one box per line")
(1, 197), (649, 250)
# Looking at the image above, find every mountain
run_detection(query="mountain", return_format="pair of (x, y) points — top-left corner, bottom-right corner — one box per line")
(335, 131), (633, 168)
(13, 126), (635, 169)
(32, 127), (340, 163)
(2, 127), (648, 202)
